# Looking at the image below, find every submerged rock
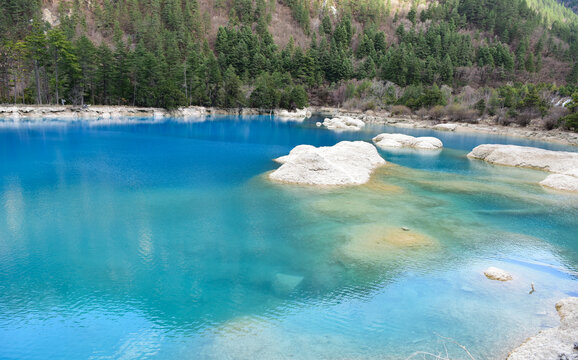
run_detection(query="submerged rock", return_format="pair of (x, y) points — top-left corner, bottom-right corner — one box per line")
(269, 141), (385, 185)
(272, 273), (304, 296)
(468, 144), (578, 192)
(483, 267), (513, 281)
(539, 174), (578, 192)
(507, 297), (578, 360)
(321, 116), (365, 131)
(372, 133), (443, 150)
(340, 225), (436, 263)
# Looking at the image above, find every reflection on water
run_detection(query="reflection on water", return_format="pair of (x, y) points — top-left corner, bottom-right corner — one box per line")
(0, 116), (577, 359)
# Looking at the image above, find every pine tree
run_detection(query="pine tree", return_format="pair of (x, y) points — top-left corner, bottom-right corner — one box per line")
(440, 54), (454, 84)
(222, 65), (243, 108)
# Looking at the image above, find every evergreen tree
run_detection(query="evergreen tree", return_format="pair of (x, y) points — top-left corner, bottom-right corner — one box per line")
(440, 54), (454, 84)
(222, 65), (243, 108)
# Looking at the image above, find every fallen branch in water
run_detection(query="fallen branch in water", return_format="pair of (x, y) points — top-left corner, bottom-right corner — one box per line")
(404, 333), (476, 360)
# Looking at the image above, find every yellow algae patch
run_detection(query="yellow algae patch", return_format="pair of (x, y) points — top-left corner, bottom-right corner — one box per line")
(340, 224), (437, 263)
(214, 315), (269, 336)
(361, 177), (405, 194)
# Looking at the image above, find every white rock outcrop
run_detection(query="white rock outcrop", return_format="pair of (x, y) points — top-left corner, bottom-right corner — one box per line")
(179, 106), (207, 119)
(433, 123), (458, 131)
(269, 141), (386, 185)
(483, 267), (513, 281)
(372, 133), (443, 150)
(42, 8), (60, 27)
(468, 144), (578, 192)
(468, 144), (578, 176)
(508, 297), (578, 360)
(321, 116), (365, 131)
(275, 108), (311, 121)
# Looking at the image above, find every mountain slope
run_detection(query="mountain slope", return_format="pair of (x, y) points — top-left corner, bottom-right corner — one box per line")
(526, 0), (578, 24)
(0, 0), (576, 130)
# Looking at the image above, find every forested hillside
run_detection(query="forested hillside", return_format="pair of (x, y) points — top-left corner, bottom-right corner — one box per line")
(527, 0), (578, 24)
(1, 0), (577, 129)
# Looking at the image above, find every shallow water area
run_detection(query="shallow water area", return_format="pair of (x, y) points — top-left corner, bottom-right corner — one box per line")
(0, 115), (577, 359)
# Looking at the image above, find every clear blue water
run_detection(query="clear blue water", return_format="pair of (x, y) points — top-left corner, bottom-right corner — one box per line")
(0, 115), (577, 359)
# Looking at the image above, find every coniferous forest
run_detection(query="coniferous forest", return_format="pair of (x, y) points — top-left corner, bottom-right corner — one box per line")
(1, 0), (578, 129)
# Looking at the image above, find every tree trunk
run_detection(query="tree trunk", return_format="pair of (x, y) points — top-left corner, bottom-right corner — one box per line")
(132, 77), (137, 106)
(13, 73), (17, 104)
(34, 59), (42, 104)
(54, 51), (59, 105)
(103, 65), (108, 105)
(183, 60), (188, 106)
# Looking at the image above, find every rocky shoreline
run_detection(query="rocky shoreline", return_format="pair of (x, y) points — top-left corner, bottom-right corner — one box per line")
(507, 297), (578, 360)
(0, 104), (276, 121)
(1, 105), (577, 147)
(311, 107), (578, 147)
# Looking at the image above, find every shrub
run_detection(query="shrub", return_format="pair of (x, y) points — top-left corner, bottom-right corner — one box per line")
(474, 99), (486, 115)
(542, 117), (559, 130)
(362, 101), (376, 111)
(390, 105), (412, 116)
(429, 105), (446, 119)
(416, 108), (429, 119)
(397, 85), (424, 110)
(560, 112), (578, 132)
(496, 109), (512, 126)
(512, 109), (539, 127)
(444, 104), (478, 122)
(541, 107), (568, 130)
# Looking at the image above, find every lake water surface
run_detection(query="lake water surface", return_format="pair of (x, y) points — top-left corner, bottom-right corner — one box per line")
(0, 115), (577, 359)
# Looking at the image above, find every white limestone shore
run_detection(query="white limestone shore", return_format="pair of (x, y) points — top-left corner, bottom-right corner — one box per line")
(311, 107), (578, 147)
(468, 144), (578, 192)
(3, 105), (578, 147)
(269, 141), (385, 185)
(372, 133), (443, 150)
(507, 297), (578, 360)
(0, 105), (309, 122)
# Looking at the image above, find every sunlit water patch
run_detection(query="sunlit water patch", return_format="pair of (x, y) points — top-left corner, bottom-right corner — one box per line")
(0, 116), (577, 359)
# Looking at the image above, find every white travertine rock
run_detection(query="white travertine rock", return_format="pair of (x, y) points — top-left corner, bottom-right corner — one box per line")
(372, 133), (443, 150)
(468, 144), (578, 176)
(540, 174), (578, 192)
(321, 116), (366, 131)
(179, 106), (207, 119)
(433, 123), (458, 131)
(275, 108), (310, 120)
(507, 297), (578, 360)
(483, 267), (513, 281)
(468, 144), (578, 192)
(269, 141), (385, 185)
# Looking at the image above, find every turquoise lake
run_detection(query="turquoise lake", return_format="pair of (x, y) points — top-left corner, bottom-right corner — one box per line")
(0, 115), (577, 359)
